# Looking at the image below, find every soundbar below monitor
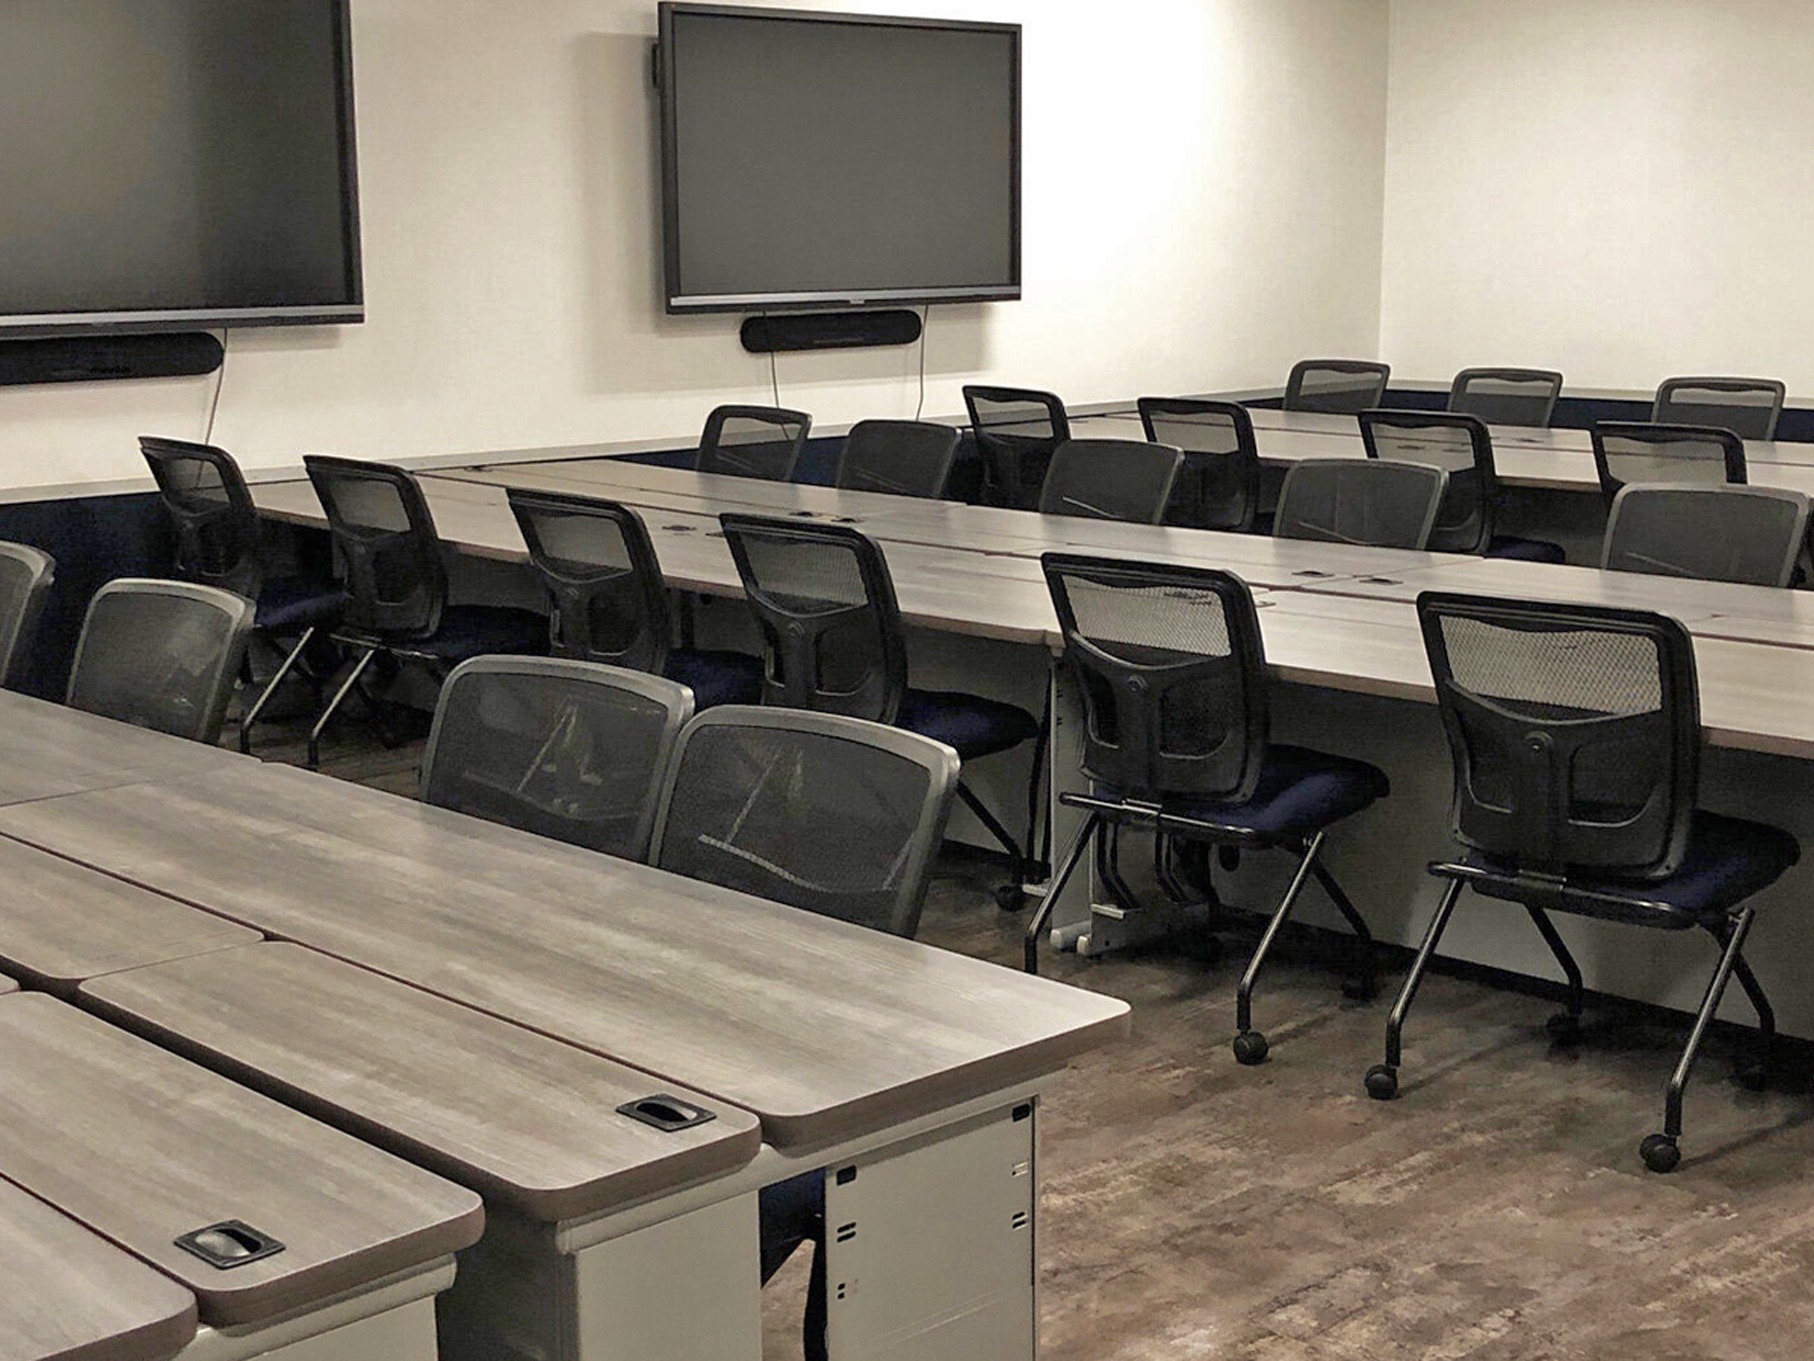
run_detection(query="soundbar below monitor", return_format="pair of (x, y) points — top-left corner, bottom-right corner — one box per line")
(0, 0), (362, 340)
(658, 3), (1020, 313)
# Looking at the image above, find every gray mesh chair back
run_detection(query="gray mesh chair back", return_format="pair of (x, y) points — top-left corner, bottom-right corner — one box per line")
(422, 656), (692, 860)
(1360, 410), (1495, 554)
(1283, 359), (1391, 415)
(1653, 377), (1786, 441)
(718, 515), (905, 721)
(139, 436), (264, 599)
(650, 706), (959, 936)
(1136, 397), (1262, 531)
(1417, 592), (1698, 878)
(0, 542), (54, 690)
(303, 455), (448, 640)
(507, 490), (671, 673)
(835, 420), (960, 498)
(963, 385), (1071, 510)
(66, 578), (254, 743)
(1042, 554), (1267, 803)
(1602, 484), (1810, 588)
(1036, 439), (1184, 525)
(1591, 423), (1745, 502)
(1274, 458), (1447, 549)
(1447, 369), (1564, 428)
(696, 405), (812, 481)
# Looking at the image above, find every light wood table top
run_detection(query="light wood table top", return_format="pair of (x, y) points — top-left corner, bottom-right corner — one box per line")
(0, 1177), (197, 1361)
(0, 993), (483, 1329)
(0, 764), (1130, 1153)
(0, 837), (258, 997)
(0, 972), (13, 995)
(84, 942), (764, 1224)
(0, 690), (247, 807)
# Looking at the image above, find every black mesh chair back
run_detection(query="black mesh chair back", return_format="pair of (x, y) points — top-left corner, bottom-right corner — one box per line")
(1653, 377), (1786, 441)
(66, 578), (254, 743)
(1447, 368), (1564, 428)
(650, 706), (959, 937)
(0, 542), (54, 690)
(1417, 592), (1698, 879)
(1273, 458), (1447, 549)
(139, 436), (265, 599)
(835, 420), (960, 499)
(422, 656), (692, 860)
(1602, 484), (1811, 588)
(303, 455), (448, 641)
(1036, 439), (1184, 525)
(696, 405), (812, 481)
(507, 489), (671, 673)
(1043, 554), (1267, 805)
(1590, 423), (1746, 502)
(1360, 410), (1495, 554)
(1283, 359), (1391, 415)
(963, 385), (1071, 510)
(1136, 397), (1262, 531)
(719, 514), (905, 722)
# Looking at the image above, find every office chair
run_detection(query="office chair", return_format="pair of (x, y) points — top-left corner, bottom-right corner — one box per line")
(506, 489), (762, 708)
(422, 656), (694, 860)
(1591, 423), (1746, 503)
(718, 513), (1042, 908)
(1136, 398), (1263, 532)
(1273, 458), (1448, 550)
(1447, 368), (1564, 428)
(835, 419), (961, 499)
(140, 436), (345, 753)
(695, 405), (812, 481)
(1371, 593), (1798, 1173)
(1653, 377), (1786, 442)
(1036, 439), (1184, 524)
(963, 385), (1071, 510)
(302, 455), (546, 769)
(0, 542), (54, 690)
(1025, 555), (1387, 1063)
(1359, 410), (1565, 561)
(1602, 484), (1810, 588)
(1283, 359), (1391, 415)
(67, 578), (254, 745)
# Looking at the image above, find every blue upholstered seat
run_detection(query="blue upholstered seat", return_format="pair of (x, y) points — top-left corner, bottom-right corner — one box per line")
(393, 605), (549, 664)
(1485, 534), (1566, 563)
(663, 648), (764, 710)
(896, 687), (1040, 760)
(1098, 744), (1389, 842)
(254, 574), (345, 632)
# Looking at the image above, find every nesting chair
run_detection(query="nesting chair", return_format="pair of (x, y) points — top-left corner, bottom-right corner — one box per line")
(1372, 594), (1799, 1173)
(302, 456), (546, 769)
(141, 436), (345, 752)
(1283, 359), (1391, 415)
(1591, 423), (1746, 504)
(422, 656), (694, 861)
(1446, 368), (1564, 428)
(506, 489), (762, 709)
(0, 541), (54, 690)
(1037, 439), (1184, 524)
(963, 385), (1071, 510)
(1653, 377), (1785, 441)
(835, 419), (960, 498)
(67, 579), (254, 744)
(1359, 410), (1566, 561)
(718, 514), (1043, 908)
(1272, 458), (1448, 550)
(1603, 485), (1811, 588)
(1026, 555), (1389, 1064)
(1137, 398), (1263, 531)
(695, 405), (812, 481)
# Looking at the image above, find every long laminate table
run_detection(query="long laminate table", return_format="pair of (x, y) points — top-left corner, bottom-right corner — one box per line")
(0, 689), (248, 807)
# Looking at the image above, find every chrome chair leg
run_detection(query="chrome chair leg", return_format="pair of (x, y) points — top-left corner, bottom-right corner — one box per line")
(307, 647), (376, 770)
(1024, 811), (1100, 975)
(1231, 830), (1327, 1066)
(1365, 878), (1465, 1100)
(238, 627), (317, 754)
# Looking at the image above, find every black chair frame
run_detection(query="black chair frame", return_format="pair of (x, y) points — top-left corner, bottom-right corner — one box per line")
(963, 385), (1071, 511)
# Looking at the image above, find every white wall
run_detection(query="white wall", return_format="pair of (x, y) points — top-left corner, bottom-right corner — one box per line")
(0, 0), (1390, 494)
(1379, 0), (1814, 394)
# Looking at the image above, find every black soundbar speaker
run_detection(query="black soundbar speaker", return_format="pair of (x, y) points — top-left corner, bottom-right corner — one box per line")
(0, 333), (225, 387)
(740, 310), (922, 354)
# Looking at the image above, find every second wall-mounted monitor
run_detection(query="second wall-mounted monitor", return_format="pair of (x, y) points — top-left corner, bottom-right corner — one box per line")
(657, 3), (1021, 314)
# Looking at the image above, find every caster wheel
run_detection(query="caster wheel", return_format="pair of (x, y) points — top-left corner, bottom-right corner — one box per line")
(1232, 1030), (1269, 1066)
(1364, 1063), (1399, 1100)
(994, 884), (1026, 912)
(1340, 973), (1378, 1002)
(1639, 1133), (1680, 1174)
(1545, 1012), (1582, 1045)
(1736, 1058), (1770, 1092)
